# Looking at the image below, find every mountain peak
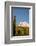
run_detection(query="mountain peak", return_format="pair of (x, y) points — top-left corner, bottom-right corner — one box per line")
(18, 21), (29, 27)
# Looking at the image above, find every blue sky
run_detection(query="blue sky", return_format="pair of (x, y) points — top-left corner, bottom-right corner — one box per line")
(11, 7), (30, 25)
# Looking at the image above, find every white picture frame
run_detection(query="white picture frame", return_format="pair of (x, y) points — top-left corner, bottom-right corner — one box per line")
(5, 1), (35, 44)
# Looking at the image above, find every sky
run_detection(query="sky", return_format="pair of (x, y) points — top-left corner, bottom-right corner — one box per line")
(11, 7), (30, 25)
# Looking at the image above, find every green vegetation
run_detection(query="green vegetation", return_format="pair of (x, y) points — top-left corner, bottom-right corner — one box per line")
(16, 27), (29, 36)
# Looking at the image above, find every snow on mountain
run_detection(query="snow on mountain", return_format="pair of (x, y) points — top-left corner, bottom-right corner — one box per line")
(18, 21), (30, 27)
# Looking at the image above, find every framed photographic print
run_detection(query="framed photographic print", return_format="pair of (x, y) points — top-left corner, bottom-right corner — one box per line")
(5, 2), (35, 44)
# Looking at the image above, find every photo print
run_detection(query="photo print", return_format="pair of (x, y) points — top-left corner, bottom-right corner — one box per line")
(11, 7), (30, 36)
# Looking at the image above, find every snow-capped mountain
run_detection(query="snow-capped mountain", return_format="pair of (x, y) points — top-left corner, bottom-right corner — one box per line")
(18, 21), (29, 27)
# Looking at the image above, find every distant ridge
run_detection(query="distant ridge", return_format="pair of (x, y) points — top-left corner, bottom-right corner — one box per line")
(17, 21), (30, 27)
